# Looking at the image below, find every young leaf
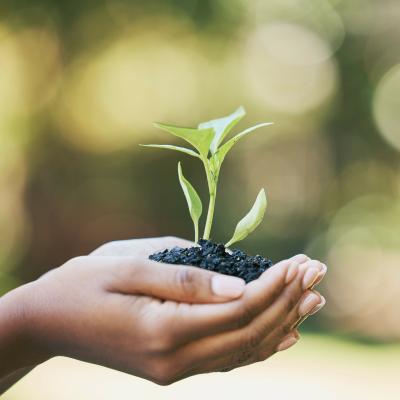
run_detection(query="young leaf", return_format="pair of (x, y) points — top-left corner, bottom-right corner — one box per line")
(154, 122), (214, 159)
(177, 162), (203, 243)
(225, 189), (267, 248)
(198, 106), (246, 154)
(139, 144), (199, 158)
(215, 122), (273, 166)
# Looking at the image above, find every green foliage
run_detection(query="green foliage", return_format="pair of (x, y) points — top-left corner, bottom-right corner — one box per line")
(141, 106), (273, 245)
(225, 189), (267, 248)
(177, 162), (203, 242)
(139, 144), (199, 158)
(215, 122), (273, 166)
(153, 123), (214, 159)
(198, 106), (246, 154)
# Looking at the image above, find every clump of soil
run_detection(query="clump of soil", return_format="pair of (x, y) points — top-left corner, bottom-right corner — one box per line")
(149, 239), (273, 283)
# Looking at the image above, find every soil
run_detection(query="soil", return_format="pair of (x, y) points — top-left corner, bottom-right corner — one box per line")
(149, 239), (273, 283)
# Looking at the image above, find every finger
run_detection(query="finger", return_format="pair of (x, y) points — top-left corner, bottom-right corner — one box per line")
(291, 291), (325, 329)
(161, 254), (315, 344)
(182, 329), (301, 376)
(186, 302), (305, 376)
(281, 261), (327, 332)
(103, 256), (246, 303)
(244, 331), (300, 370)
(151, 236), (195, 251)
(209, 292), (319, 373)
(107, 251), (308, 305)
(90, 236), (195, 257)
(164, 255), (310, 343)
(276, 331), (299, 351)
(253, 292), (325, 365)
(154, 257), (317, 377)
(221, 291), (325, 370)
(311, 262), (327, 288)
(291, 293), (326, 330)
(171, 260), (316, 367)
(254, 331), (299, 365)
(257, 291), (324, 354)
(241, 261), (324, 348)
(192, 279), (323, 375)
(261, 264), (327, 347)
(185, 312), (302, 376)
(242, 260), (324, 342)
(288, 254), (310, 264)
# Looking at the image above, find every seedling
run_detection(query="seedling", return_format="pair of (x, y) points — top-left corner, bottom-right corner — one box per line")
(140, 106), (273, 246)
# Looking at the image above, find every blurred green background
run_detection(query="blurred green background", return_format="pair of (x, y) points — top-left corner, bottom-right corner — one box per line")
(1, 0), (400, 398)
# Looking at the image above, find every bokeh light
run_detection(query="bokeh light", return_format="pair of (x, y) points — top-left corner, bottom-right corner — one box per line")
(0, 0), (400, 398)
(243, 22), (338, 114)
(308, 195), (400, 340)
(246, 0), (346, 52)
(373, 64), (400, 152)
(55, 19), (208, 152)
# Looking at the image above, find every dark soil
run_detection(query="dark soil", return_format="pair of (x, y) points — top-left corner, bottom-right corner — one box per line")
(149, 239), (273, 283)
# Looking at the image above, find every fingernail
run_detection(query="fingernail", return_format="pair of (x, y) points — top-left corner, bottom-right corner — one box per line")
(308, 295), (326, 315)
(312, 265), (327, 287)
(291, 254), (309, 264)
(298, 293), (321, 316)
(302, 267), (320, 290)
(292, 297), (326, 329)
(291, 315), (306, 330)
(285, 262), (299, 283)
(292, 315), (308, 329)
(277, 336), (298, 352)
(212, 275), (245, 298)
(293, 330), (300, 340)
(299, 261), (309, 273)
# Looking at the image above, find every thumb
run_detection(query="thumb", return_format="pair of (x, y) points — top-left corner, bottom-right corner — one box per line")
(106, 257), (246, 303)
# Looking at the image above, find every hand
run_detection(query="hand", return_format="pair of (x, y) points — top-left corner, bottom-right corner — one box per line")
(91, 236), (326, 355)
(91, 236), (326, 343)
(0, 237), (326, 387)
(90, 236), (195, 258)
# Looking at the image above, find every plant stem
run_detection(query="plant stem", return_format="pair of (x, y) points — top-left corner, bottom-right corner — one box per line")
(194, 223), (199, 243)
(203, 188), (216, 240)
(202, 158), (218, 240)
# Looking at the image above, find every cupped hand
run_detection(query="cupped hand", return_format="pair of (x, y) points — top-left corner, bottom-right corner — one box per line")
(11, 237), (326, 385)
(90, 236), (195, 258)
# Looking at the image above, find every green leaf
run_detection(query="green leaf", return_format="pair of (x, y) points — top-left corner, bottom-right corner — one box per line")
(177, 162), (203, 242)
(139, 144), (199, 158)
(198, 106), (246, 154)
(154, 122), (214, 159)
(215, 122), (273, 166)
(226, 189), (267, 248)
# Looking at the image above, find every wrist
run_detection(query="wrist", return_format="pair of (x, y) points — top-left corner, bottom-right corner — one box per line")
(0, 282), (51, 376)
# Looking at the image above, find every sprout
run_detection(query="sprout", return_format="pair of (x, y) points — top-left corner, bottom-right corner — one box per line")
(140, 106), (273, 246)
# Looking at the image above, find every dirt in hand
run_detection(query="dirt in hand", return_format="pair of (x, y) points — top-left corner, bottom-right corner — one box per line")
(149, 239), (273, 283)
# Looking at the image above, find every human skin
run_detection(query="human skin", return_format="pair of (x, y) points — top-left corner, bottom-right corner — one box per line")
(0, 237), (326, 393)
